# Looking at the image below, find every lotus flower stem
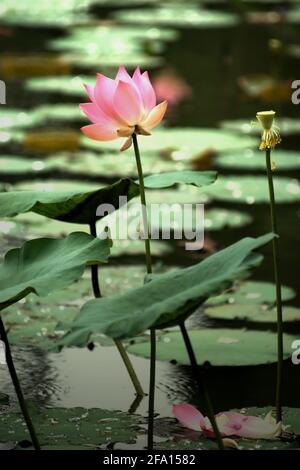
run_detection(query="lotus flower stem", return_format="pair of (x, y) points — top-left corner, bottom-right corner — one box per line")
(0, 316), (41, 450)
(180, 322), (224, 450)
(132, 133), (152, 275)
(265, 148), (283, 422)
(88, 222), (144, 398)
(132, 133), (155, 450)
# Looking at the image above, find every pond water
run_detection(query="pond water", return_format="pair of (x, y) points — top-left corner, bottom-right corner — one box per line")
(0, 0), (300, 450)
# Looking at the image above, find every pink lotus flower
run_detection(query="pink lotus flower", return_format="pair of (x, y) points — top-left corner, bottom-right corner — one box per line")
(80, 66), (167, 151)
(173, 404), (282, 440)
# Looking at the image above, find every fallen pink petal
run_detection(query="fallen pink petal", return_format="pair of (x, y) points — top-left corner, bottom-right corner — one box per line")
(173, 404), (282, 440)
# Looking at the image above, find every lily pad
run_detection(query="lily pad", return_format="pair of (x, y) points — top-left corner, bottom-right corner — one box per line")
(143, 170), (217, 189)
(31, 104), (84, 124)
(0, 232), (110, 310)
(205, 175), (300, 204)
(128, 328), (296, 366)
(82, 128), (256, 159)
(25, 76), (93, 97)
(0, 406), (141, 448)
(216, 149), (300, 171)
(221, 118), (300, 137)
(43, 150), (186, 178)
(0, 109), (35, 130)
(205, 281), (296, 306)
(114, 5), (239, 28)
(204, 305), (300, 323)
(0, 393), (9, 406)
(58, 234), (274, 345)
(0, 0), (92, 27)
(0, 178), (140, 224)
(0, 156), (59, 175)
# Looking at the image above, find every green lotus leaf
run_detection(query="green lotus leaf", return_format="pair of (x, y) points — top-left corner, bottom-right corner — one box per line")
(221, 118), (300, 137)
(58, 234), (274, 345)
(82, 128), (256, 158)
(216, 149), (300, 171)
(143, 170), (217, 188)
(0, 232), (110, 310)
(0, 406), (141, 448)
(0, 393), (9, 406)
(0, 178), (140, 224)
(128, 328), (296, 366)
(205, 281), (296, 306)
(25, 76), (93, 97)
(113, 6), (239, 28)
(205, 175), (300, 204)
(205, 304), (300, 323)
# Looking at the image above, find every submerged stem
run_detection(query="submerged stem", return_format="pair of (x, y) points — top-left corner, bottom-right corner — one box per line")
(180, 323), (224, 450)
(265, 148), (283, 423)
(0, 316), (41, 450)
(88, 222), (144, 398)
(132, 133), (155, 450)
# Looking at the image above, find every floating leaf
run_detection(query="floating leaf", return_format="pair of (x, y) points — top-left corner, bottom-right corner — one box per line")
(204, 304), (300, 323)
(114, 6), (239, 28)
(0, 178), (140, 224)
(0, 232), (110, 310)
(205, 281), (296, 306)
(216, 149), (300, 171)
(0, 392), (9, 405)
(128, 328), (296, 366)
(221, 118), (300, 136)
(82, 128), (256, 158)
(205, 175), (300, 204)
(0, 406), (141, 448)
(58, 234), (274, 345)
(25, 75), (93, 97)
(143, 170), (217, 189)
(0, 0), (92, 27)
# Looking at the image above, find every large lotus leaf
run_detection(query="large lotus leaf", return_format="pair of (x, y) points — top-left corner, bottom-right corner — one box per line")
(205, 175), (300, 204)
(143, 170), (217, 188)
(113, 6), (239, 28)
(128, 328), (296, 366)
(1, 171), (215, 223)
(205, 304), (300, 324)
(58, 234), (274, 345)
(0, 406), (141, 448)
(0, 178), (139, 224)
(0, 232), (110, 310)
(82, 128), (256, 158)
(205, 281), (296, 306)
(221, 118), (300, 137)
(216, 149), (300, 171)
(2, 265), (175, 348)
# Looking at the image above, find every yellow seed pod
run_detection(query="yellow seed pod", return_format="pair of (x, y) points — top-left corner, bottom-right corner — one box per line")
(256, 110), (281, 150)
